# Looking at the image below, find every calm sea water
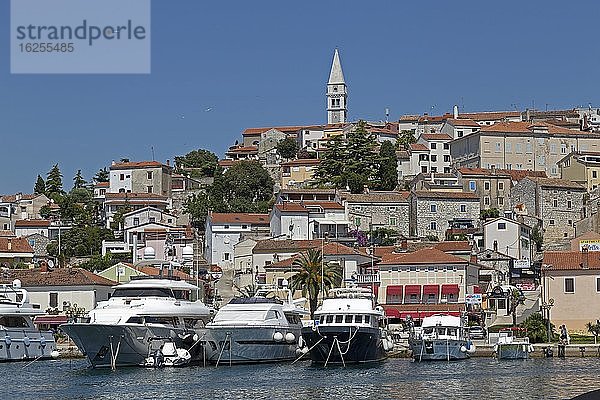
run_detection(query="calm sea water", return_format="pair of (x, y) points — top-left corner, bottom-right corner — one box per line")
(4, 357), (599, 400)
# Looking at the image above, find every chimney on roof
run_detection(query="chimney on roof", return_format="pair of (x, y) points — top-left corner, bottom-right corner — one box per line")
(470, 254), (477, 264)
(6, 239), (11, 251)
(111, 160), (116, 166)
(40, 261), (48, 273)
(493, 240), (498, 252)
(166, 159), (170, 167)
(400, 238), (408, 251)
(453, 105), (459, 119)
(526, 109), (531, 122)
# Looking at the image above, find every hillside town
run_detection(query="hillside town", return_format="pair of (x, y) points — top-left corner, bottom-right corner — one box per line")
(4, 48), (600, 341)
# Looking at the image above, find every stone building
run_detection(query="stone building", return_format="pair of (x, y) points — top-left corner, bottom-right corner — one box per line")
(109, 160), (172, 197)
(510, 177), (586, 248)
(339, 192), (410, 237)
(558, 151), (600, 192)
(457, 168), (514, 211)
(409, 191), (480, 240)
(450, 121), (600, 178)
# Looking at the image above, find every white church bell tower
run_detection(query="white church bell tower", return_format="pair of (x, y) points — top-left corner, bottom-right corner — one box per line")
(326, 48), (347, 124)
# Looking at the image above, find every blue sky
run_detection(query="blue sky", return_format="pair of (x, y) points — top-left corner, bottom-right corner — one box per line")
(1, 0), (600, 193)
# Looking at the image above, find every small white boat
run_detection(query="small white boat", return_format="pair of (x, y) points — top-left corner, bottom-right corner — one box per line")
(0, 279), (59, 362)
(494, 327), (534, 360)
(143, 339), (192, 367)
(409, 314), (475, 361)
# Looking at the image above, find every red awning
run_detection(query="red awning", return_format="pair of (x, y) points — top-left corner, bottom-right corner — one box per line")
(405, 285), (421, 295)
(423, 284), (439, 296)
(399, 311), (461, 319)
(386, 285), (403, 296)
(441, 284), (460, 295)
(33, 315), (68, 324)
(384, 307), (401, 318)
(473, 285), (482, 294)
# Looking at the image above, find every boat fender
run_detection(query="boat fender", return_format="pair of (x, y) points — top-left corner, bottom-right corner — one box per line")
(467, 344), (476, 354)
(387, 339), (395, 350)
(302, 347), (309, 354)
(273, 332), (284, 342)
(40, 336), (46, 347)
(297, 336), (304, 348)
(23, 337), (30, 347)
(51, 350), (60, 359)
(285, 332), (296, 344)
(383, 340), (392, 351)
(193, 333), (199, 342)
(528, 345), (535, 353)
(296, 348), (304, 356)
(460, 346), (468, 353)
(4, 336), (11, 346)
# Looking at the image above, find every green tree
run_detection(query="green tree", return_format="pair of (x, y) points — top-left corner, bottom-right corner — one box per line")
(46, 164), (64, 199)
(314, 134), (347, 188)
(34, 175), (46, 195)
(346, 172), (367, 194)
(289, 249), (342, 319)
(397, 130), (416, 150)
(47, 226), (114, 259)
(276, 137), (299, 159)
(223, 161), (274, 213)
(184, 162), (274, 226)
(377, 141), (398, 191)
(110, 205), (132, 231)
(93, 167), (109, 183)
(586, 321), (600, 344)
(520, 313), (554, 343)
(72, 170), (86, 190)
(480, 208), (500, 220)
(345, 121), (379, 185)
(174, 149), (219, 177)
(372, 227), (400, 246)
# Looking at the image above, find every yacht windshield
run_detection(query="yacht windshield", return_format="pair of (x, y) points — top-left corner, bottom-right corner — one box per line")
(213, 310), (267, 322)
(112, 287), (174, 298)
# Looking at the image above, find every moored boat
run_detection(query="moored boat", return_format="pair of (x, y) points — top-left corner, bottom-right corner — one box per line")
(409, 314), (475, 361)
(494, 327), (534, 360)
(0, 279), (58, 362)
(300, 287), (394, 365)
(204, 285), (308, 364)
(61, 276), (213, 368)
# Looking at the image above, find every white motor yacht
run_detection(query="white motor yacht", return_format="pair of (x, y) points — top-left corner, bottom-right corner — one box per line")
(204, 285), (308, 364)
(61, 276), (213, 368)
(0, 279), (58, 362)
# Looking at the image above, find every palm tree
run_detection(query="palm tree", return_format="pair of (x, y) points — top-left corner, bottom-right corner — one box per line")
(289, 248), (342, 319)
(586, 321), (600, 344)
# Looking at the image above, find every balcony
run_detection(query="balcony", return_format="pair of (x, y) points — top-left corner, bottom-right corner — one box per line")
(355, 273), (380, 284)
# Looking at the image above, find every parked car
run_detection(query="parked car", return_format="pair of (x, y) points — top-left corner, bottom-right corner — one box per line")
(468, 326), (487, 340)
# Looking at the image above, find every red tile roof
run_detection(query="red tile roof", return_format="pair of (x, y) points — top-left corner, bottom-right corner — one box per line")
(137, 266), (192, 281)
(254, 239), (323, 253)
(409, 143), (429, 152)
(95, 182), (109, 188)
(0, 231), (15, 238)
(0, 194), (39, 203)
(434, 241), (472, 252)
(274, 203), (309, 213)
(0, 237), (33, 253)
(413, 191), (479, 200)
(421, 134), (453, 141)
(0, 268), (116, 286)
(210, 213), (270, 225)
(14, 219), (50, 228)
(242, 124), (345, 136)
(526, 177), (586, 190)
(460, 111), (521, 120)
(445, 118), (481, 128)
(280, 159), (321, 166)
(110, 161), (168, 170)
(302, 201), (345, 210)
(480, 121), (588, 135)
(226, 146), (258, 153)
(104, 193), (168, 200)
(342, 192), (410, 203)
(218, 159), (240, 167)
(458, 167), (512, 177)
(543, 251), (600, 271)
(379, 247), (468, 265)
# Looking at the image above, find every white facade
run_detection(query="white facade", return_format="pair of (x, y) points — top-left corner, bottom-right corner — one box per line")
(326, 49), (347, 124)
(109, 168), (133, 193)
(417, 134), (453, 174)
(270, 205), (310, 240)
(483, 217), (532, 261)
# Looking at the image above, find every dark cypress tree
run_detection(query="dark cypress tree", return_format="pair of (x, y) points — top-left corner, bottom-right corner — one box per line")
(377, 141), (398, 191)
(34, 175), (46, 195)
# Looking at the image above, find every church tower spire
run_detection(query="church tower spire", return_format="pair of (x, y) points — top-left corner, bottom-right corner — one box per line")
(326, 48), (347, 124)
